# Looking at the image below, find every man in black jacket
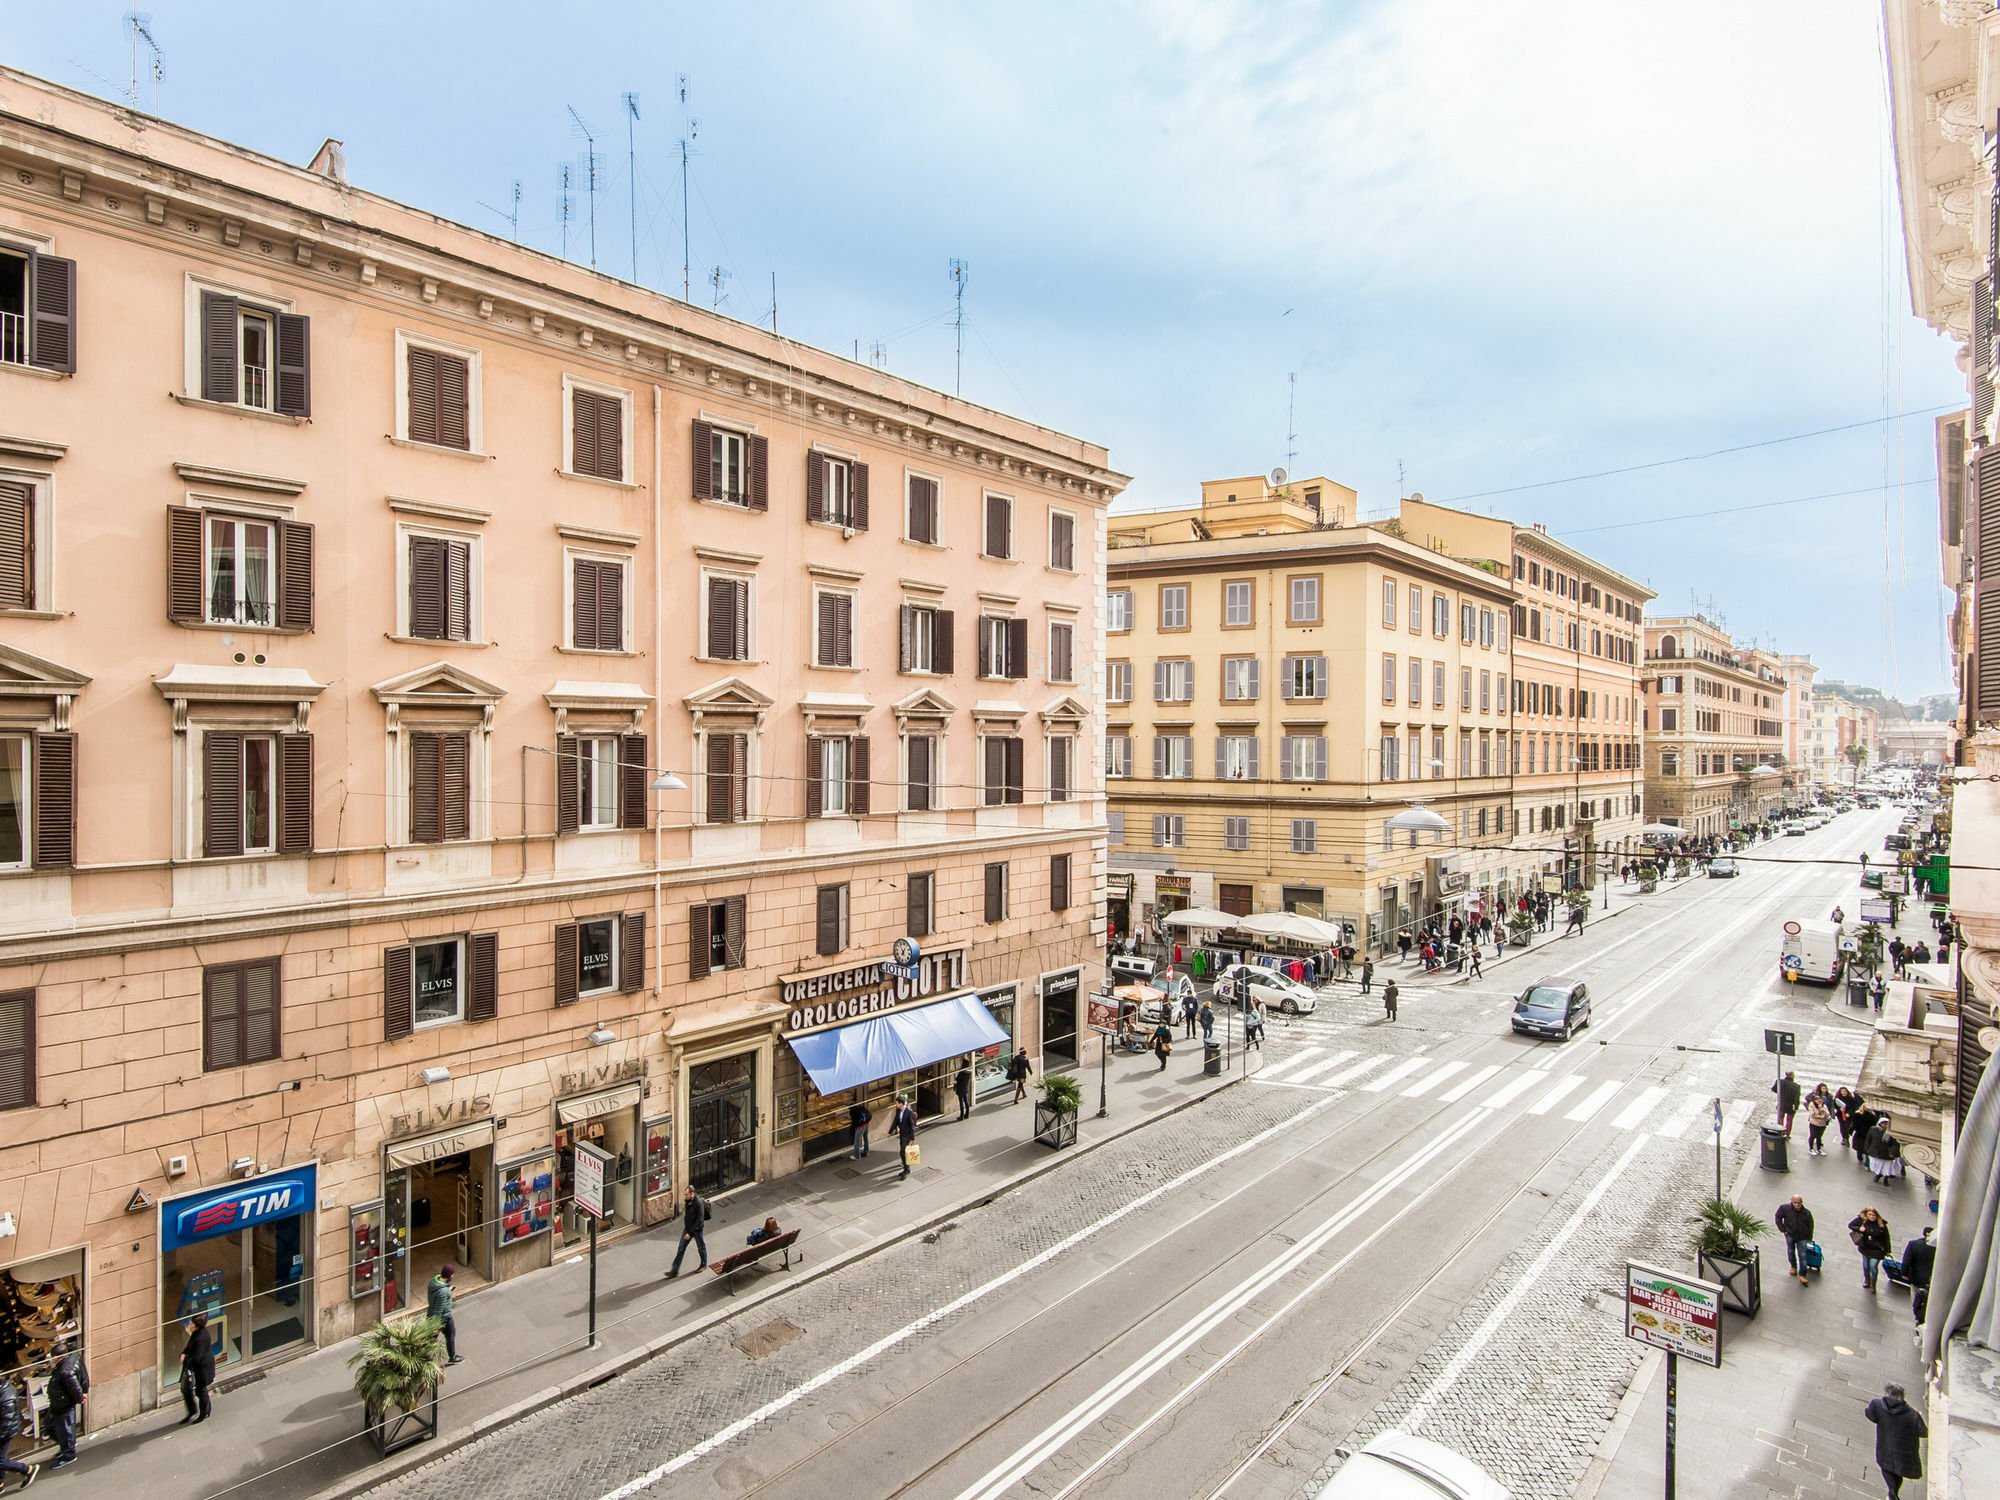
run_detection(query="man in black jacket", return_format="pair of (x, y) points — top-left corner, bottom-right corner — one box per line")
(1774, 1195), (1815, 1285)
(1865, 1381), (1927, 1497)
(1773, 1071), (1801, 1135)
(44, 1350), (86, 1468)
(1901, 1227), (1936, 1325)
(0, 1374), (35, 1486)
(666, 1185), (709, 1278)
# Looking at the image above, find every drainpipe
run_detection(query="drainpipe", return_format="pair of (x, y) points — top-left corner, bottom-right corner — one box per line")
(653, 382), (664, 996)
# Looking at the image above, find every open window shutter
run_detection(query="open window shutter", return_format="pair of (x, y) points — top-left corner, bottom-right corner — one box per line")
(852, 463), (869, 530)
(1155, 662), (1169, 701)
(1314, 737), (1329, 780)
(807, 737), (825, 818)
(27, 253), (76, 374)
(203, 966), (242, 1071)
(1153, 737), (1166, 778)
(383, 945), (414, 1041)
(806, 451), (826, 523)
(409, 537), (445, 640)
(203, 732), (244, 858)
(1247, 737), (1260, 780)
(1214, 737), (1227, 780)
(573, 390), (600, 478)
(30, 733), (73, 869)
(441, 734), (470, 840)
(572, 558), (598, 650)
(555, 735), (580, 834)
(706, 576), (736, 660)
(620, 733), (648, 829)
(620, 912), (646, 993)
(554, 923), (580, 1006)
(1977, 447), (2000, 717)
(899, 605), (914, 673)
(274, 313), (311, 416)
(438, 353), (470, 449)
(467, 933), (499, 1022)
(851, 736), (871, 815)
(1245, 659), (1260, 700)
(168, 507), (205, 623)
(835, 594), (853, 666)
(690, 418), (716, 498)
(0, 481), (30, 610)
(936, 610), (955, 674)
(724, 895), (746, 969)
(278, 733), (313, 854)
(409, 731), (440, 842)
(277, 519), (314, 631)
(1312, 656), (1327, 697)
(689, 902), (713, 980)
(446, 541), (471, 641)
(599, 393), (622, 481)
(407, 346), (438, 444)
(199, 292), (239, 403)
(748, 434), (770, 511)
(1006, 737), (1024, 805)
(1008, 617), (1028, 679)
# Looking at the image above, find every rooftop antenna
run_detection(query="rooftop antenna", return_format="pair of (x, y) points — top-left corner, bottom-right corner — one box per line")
(622, 92), (641, 281)
(949, 258), (969, 396)
(769, 272), (778, 334)
(869, 340), (886, 368)
(124, 13), (162, 115)
(559, 163), (572, 262)
(478, 180), (522, 241)
(1398, 459), (1407, 499)
(567, 106), (598, 268)
(709, 264), (731, 309)
(677, 75), (700, 302)
(1286, 373), (1298, 477)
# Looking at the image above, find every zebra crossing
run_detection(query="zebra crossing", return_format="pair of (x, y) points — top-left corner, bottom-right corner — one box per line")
(1252, 1043), (1764, 1142)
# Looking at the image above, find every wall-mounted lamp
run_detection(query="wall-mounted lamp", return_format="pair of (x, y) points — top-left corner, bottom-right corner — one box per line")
(589, 1028), (617, 1046)
(419, 1066), (452, 1086)
(231, 1158), (257, 1177)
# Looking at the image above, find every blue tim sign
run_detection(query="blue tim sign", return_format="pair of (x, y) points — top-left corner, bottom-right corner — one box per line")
(161, 1164), (317, 1252)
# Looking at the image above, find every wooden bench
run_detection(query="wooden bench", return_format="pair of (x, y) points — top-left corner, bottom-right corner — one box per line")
(708, 1229), (802, 1293)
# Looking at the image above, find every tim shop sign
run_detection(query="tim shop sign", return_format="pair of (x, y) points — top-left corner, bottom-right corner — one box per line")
(162, 1164), (318, 1252)
(782, 944), (968, 1033)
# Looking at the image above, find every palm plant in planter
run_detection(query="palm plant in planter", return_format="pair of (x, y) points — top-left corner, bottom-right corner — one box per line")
(351, 1314), (446, 1456)
(1690, 1196), (1768, 1317)
(1506, 910), (1535, 947)
(1636, 862), (1659, 893)
(1033, 1073), (1084, 1150)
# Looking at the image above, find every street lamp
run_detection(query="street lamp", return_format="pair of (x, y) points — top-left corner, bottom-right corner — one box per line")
(650, 770), (688, 791)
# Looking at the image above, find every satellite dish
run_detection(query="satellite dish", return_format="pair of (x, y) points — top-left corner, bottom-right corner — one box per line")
(1270, 467), (1287, 485)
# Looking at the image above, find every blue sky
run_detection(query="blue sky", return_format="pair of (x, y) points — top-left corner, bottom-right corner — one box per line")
(1, 0), (1962, 698)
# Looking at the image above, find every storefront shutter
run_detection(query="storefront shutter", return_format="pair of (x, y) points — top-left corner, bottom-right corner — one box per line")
(199, 292), (240, 404)
(935, 610), (954, 674)
(276, 519), (314, 631)
(806, 737), (825, 818)
(203, 732), (244, 858)
(167, 507), (204, 623)
(383, 946), (414, 1042)
(688, 902), (712, 980)
(555, 735), (580, 834)
(620, 913), (646, 993)
(278, 733), (313, 854)
(724, 896), (746, 969)
(691, 419), (714, 499)
(467, 933), (498, 1022)
(748, 434), (770, 511)
(851, 736), (871, 815)
(275, 313), (311, 417)
(27, 252), (76, 374)
(806, 450), (825, 523)
(620, 733), (648, 829)
(554, 922), (580, 1007)
(31, 733), (74, 869)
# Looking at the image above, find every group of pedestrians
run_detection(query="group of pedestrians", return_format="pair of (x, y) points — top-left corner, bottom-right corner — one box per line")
(0, 1347), (85, 1486)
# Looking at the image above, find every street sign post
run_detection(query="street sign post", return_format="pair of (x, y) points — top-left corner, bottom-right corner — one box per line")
(574, 1141), (613, 1347)
(1710, 1097), (1723, 1201)
(1625, 1260), (1724, 1500)
(1764, 1029), (1795, 1094)
(1088, 988), (1117, 1118)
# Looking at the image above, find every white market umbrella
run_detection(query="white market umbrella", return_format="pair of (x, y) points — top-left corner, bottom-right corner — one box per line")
(1234, 910), (1344, 944)
(1162, 907), (1239, 930)
(1641, 823), (1685, 838)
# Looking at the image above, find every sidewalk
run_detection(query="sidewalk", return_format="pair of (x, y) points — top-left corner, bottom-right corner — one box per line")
(64, 1039), (1243, 1500)
(1578, 1117), (1937, 1499)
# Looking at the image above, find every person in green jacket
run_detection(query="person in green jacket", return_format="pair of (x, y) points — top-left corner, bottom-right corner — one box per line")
(428, 1265), (462, 1365)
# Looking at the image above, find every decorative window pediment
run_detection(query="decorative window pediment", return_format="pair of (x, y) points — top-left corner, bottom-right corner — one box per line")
(371, 661), (505, 731)
(155, 661), (325, 732)
(544, 679), (653, 734)
(684, 675), (774, 728)
(892, 687), (956, 725)
(0, 643), (90, 729)
(1038, 694), (1090, 727)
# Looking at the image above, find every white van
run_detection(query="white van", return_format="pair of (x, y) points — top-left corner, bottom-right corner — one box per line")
(1780, 919), (1845, 984)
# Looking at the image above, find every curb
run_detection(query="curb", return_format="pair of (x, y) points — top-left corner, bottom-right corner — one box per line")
(304, 1071), (1245, 1500)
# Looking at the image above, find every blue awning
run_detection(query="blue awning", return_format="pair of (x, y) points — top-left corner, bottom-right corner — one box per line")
(787, 993), (1009, 1095)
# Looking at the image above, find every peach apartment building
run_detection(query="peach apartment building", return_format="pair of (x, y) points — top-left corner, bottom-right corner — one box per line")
(0, 70), (1124, 1425)
(1642, 616), (1788, 835)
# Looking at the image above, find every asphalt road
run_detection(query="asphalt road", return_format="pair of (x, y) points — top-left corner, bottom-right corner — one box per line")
(371, 808), (1900, 1500)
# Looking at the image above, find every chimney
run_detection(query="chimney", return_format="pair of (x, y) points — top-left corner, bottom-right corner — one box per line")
(308, 138), (347, 184)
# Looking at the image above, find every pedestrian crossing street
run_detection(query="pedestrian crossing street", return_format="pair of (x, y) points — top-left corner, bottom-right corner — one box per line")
(1252, 1044), (1763, 1143)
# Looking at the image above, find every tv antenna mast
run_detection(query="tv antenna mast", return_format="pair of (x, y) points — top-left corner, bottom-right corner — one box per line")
(567, 106), (599, 268)
(478, 180), (522, 241)
(677, 75), (701, 302)
(559, 163), (573, 262)
(622, 92), (641, 281)
(869, 340), (887, 368)
(1286, 372), (1298, 477)
(709, 265), (732, 309)
(124, 13), (162, 115)
(949, 258), (969, 396)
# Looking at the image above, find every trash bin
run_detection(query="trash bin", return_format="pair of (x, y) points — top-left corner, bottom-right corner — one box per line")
(1203, 1041), (1222, 1077)
(1846, 976), (1869, 1008)
(1759, 1125), (1790, 1172)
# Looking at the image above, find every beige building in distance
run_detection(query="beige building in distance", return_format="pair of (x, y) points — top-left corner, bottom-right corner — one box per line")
(0, 69), (1123, 1426)
(1642, 616), (1789, 835)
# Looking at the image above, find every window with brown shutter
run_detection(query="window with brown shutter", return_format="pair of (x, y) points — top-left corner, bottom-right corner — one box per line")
(467, 932), (498, 1022)
(816, 591), (854, 667)
(572, 558), (626, 651)
(1006, 737), (1024, 804)
(1007, 617), (1029, 680)
(554, 922), (581, 1006)
(906, 733), (934, 812)
(31, 732), (74, 869)
(815, 883), (848, 956)
(907, 475), (939, 544)
(984, 862), (1007, 923)
(409, 535), (473, 641)
(1049, 853), (1071, 912)
(984, 493), (1011, 558)
(410, 731), (472, 843)
(556, 735), (581, 834)
(0, 989), (35, 1109)
(1049, 737), (1071, 802)
(907, 872), (934, 938)
(407, 345), (471, 449)
(203, 732), (245, 858)
(706, 575), (750, 660)
(383, 944), (414, 1041)
(688, 901), (712, 980)
(203, 957), (283, 1071)
(723, 895), (746, 970)
(806, 736), (826, 819)
(0, 481), (34, 610)
(705, 732), (747, 823)
(167, 507), (204, 623)
(1049, 622), (1074, 684)
(27, 252), (76, 374)
(275, 312), (311, 417)
(690, 895), (747, 979)
(277, 519), (315, 631)
(851, 735), (871, 815)
(806, 451), (826, 524)
(851, 462), (869, 531)
(571, 388), (624, 481)
(620, 912), (646, 993)
(620, 733), (648, 830)
(1049, 511), (1075, 571)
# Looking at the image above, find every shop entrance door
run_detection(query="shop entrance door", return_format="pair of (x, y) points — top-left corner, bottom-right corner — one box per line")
(1041, 971), (1079, 1069)
(383, 1148), (491, 1315)
(687, 1054), (757, 1195)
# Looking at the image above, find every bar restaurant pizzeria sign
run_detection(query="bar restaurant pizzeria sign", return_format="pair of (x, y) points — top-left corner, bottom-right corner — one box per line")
(782, 944), (969, 1034)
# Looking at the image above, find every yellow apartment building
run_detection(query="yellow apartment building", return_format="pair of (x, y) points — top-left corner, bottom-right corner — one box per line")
(1643, 616), (1789, 835)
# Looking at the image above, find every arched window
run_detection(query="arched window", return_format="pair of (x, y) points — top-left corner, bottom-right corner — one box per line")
(1659, 634), (1677, 658)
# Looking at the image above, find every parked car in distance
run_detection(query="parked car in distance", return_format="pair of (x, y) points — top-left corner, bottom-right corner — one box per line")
(1784, 824), (1809, 837)
(1315, 1432), (1513, 1499)
(1707, 858), (1738, 878)
(1511, 978), (1591, 1041)
(1213, 962), (1319, 1015)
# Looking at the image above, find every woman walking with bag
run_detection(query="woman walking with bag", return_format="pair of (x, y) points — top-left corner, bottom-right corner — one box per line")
(1804, 1086), (1833, 1157)
(1850, 1206), (1892, 1293)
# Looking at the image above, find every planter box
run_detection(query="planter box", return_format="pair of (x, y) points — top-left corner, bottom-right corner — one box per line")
(1639, 880), (1658, 894)
(1033, 1101), (1079, 1150)
(364, 1389), (439, 1457)
(1509, 930), (1533, 948)
(1698, 1245), (1762, 1318)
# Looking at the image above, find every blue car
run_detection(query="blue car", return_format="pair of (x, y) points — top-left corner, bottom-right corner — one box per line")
(1512, 978), (1591, 1042)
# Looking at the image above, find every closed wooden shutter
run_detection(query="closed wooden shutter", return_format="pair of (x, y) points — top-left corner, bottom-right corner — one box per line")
(706, 734), (733, 824)
(833, 595), (853, 665)
(907, 873), (931, 937)
(907, 734), (932, 812)
(275, 313), (311, 416)
(441, 733), (470, 840)
(28, 253), (76, 374)
(0, 990), (32, 1110)
(277, 519), (314, 631)
(200, 292), (240, 403)
(445, 541), (471, 640)
(816, 594), (837, 666)
(851, 462), (870, 530)
(984, 737), (1005, 805)
(409, 537), (446, 640)
(554, 922), (580, 1006)
(978, 619), (993, 678)
(574, 389), (601, 477)
(278, 733), (313, 854)
(935, 610), (954, 674)
(689, 902), (713, 980)
(815, 885), (843, 955)
(204, 731), (244, 858)
(748, 434), (770, 511)
(1050, 737), (1070, 801)
(573, 557), (599, 648)
(410, 731), (441, 842)
(438, 352), (469, 449)
(984, 862), (1005, 922)
(690, 419), (716, 499)
(383, 945), (415, 1042)
(1007, 618), (1028, 680)
(466, 933), (498, 1021)
(851, 735), (871, 815)
(598, 392), (622, 479)
(724, 895), (746, 969)
(620, 912), (646, 993)
(168, 507), (205, 623)
(0, 481), (30, 610)
(596, 562), (624, 650)
(620, 733), (648, 829)
(205, 957), (283, 1071)
(909, 476), (937, 543)
(707, 575), (738, 659)
(1005, 736), (1024, 805)
(1050, 853), (1071, 911)
(807, 737), (825, 818)
(555, 735), (580, 834)
(985, 494), (1008, 557)
(806, 451), (826, 523)
(407, 346), (439, 444)
(31, 733), (73, 869)
(1051, 625), (1072, 682)
(1051, 512), (1074, 570)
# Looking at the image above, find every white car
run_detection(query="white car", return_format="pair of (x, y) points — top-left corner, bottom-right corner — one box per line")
(1316, 1432), (1512, 1499)
(1214, 962), (1319, 1015)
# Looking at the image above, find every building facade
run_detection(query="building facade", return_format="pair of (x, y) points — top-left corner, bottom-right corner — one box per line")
(1641, 616), (1788, 835)
(1779, 652), (1818, 797)
(0, 70), (1123, 1425)
(1397, 500), (1652, 888)
(1103, 502), (1517, 951)
(1808, 689), (1882, 789)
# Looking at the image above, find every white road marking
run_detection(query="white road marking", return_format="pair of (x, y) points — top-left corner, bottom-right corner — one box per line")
(1323, 1055), (1393, 1087)
(1401, 1060), (1470, 1097)
(1651, 1092), (1710, 1140)
(1476, 1068), (1549, 1110)
(1611, 1086), (1669, 1131)
(1563, 1080), (1623, 1122)
(1286, 1050), (1359, 1084)
(1362, 1056), (1433, 1093)
(1527, 1075), (1586, 1115)
(1257, 1047), (1327, 1082)
(1438, 1064), (1502, 1103)
(1719, 1098), (1756, 1146)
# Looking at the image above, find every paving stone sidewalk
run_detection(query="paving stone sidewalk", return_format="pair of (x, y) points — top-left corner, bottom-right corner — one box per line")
(56, 1038), (1242, 1500)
